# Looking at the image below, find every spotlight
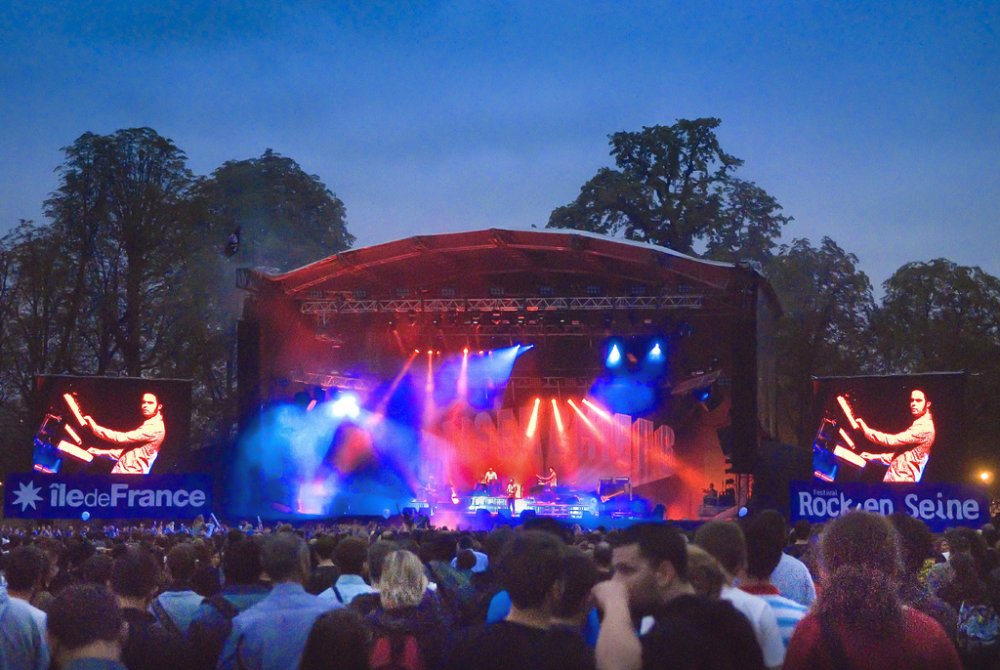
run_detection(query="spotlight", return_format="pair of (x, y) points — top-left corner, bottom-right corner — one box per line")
(330, 394), (361, 419)
(649, 342), (663, 360)
(606, 344), (622, 368)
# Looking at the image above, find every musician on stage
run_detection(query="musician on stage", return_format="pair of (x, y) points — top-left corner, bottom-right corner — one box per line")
(506, 479), (521, 515)
(857, 389), (936, 483)
(483, 466), (499, 495)
(84, 392), (166, 475)
(536, 467), (557, 489)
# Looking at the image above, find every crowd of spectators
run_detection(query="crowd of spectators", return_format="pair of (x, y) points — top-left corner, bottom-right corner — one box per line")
(1, 509), (998, 670)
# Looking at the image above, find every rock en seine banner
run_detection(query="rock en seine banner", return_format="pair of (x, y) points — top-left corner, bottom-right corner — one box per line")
(4, 473), (212, 519)
(790, 481), (989, 532)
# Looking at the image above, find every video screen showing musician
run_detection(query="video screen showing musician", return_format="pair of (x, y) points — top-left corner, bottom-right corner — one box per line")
(84, 392), (166, 475)
(857, 389), (935, 483)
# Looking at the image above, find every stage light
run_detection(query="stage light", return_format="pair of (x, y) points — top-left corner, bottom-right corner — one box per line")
(518, 344), (535, 353)
(330, 394), (360, 419)
(525, 397), (541, 438)
(606, 344), (622, 368)
(413, 349), (421, 354)
(551, 398), (564, 433)
(582, 398), (613, 423)
(980, 470), (993, 484)
(648, 342), (663, 360)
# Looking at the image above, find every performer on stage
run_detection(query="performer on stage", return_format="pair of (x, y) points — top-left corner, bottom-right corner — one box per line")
(84, 392), (166, 475)
(536, 467), (557, 489)
(484, 466), (499, 495)
(506, 479), (520, 515)
(857, 389), (936, 483)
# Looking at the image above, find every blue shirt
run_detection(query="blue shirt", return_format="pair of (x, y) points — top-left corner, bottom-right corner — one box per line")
(317, 574), (375, 605)
(151, 588), (204, 634)
(217, 582), (340, 670)
(0, 587), (49, 670)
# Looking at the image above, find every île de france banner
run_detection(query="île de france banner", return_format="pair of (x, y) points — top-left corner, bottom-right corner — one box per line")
(4, 473), (212, 520)
(790, 481), (989, 532)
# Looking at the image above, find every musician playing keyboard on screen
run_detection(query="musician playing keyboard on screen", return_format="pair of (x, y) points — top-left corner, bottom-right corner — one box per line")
(857, 389), (935, 483)
(83, 392), (166, 475)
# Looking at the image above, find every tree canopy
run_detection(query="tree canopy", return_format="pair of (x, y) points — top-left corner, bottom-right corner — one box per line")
(547, 118), (790, 264)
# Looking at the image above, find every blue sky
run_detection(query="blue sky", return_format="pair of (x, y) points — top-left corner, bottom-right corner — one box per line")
(1, 1), (997, 289)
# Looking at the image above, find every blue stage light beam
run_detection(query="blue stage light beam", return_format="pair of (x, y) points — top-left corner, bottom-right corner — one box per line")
(606, 343), (622, 368)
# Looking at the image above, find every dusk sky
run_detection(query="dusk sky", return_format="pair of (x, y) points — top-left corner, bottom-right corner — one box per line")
(1, 1), (997, 289)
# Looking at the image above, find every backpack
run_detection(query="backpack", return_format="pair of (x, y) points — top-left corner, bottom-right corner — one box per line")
(957, 601), (1000, 655)
(369, 628), (424, 670)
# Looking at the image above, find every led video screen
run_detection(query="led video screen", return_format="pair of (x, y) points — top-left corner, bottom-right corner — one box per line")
(31, 375), (192, 476)
(811, 373), (966, 485)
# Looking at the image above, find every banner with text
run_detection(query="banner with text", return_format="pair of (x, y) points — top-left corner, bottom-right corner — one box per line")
(4, 473), (212, 519)
(790, 481), (989, 532)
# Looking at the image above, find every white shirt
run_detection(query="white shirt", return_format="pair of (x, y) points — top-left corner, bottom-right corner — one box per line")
(721, 584), (785, 668)
(317, 574), (374, 605)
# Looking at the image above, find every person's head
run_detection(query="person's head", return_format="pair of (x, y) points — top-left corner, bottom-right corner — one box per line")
(334, 536), (368, 576)
(4, 545), (48, 593)
(140, 393), (162, 419)
(889, 513), (934, 577)
(80, 553), (114, 586)
(300, 608), (372, 670)
(817, 512), (904, 635)
(366, 540), (398, 586)
(166, 543), (198, 583)
(612, 523), (688, 616)
(791, 519), (811, 542)
(222, 538), (263, 586)
(262, 532), (311, 584)
(744, 514), (786, 581)
(378, 550), (428, 610)
(592, 542), (613, 572)
(693, 521), (746, 579)
(47, 583), (123, 664)
(312, 535), (336, 563)
(455, 549), (477, 572)
(110, 547), (161, 602)
(685, 545), (726, 599)
(553, 547), (599, 621)
(497, 530), (565, 612)
(910, 389), (930, 418)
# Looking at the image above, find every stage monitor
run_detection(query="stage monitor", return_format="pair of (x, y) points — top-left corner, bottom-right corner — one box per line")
(31, 375), (192, 476)
(810, 373), (966, 485)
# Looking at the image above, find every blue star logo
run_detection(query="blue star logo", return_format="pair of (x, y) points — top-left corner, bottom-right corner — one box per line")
(12, 480), (43, 512)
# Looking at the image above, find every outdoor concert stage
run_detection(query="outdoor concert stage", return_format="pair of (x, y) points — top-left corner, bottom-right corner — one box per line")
(229, 229), (778, 522)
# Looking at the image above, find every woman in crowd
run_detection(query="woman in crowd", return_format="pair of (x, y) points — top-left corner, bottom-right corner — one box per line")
(364, 549), (450, 669)
(300, 608), (373, 670)
(783, 511), (961, 670)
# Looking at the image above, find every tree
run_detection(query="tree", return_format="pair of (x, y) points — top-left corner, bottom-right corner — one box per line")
(872, 259), (1000, 374)
(195, 149), (353, 272)
(766, 237), (876, 445)
(547, 118), (790, 263)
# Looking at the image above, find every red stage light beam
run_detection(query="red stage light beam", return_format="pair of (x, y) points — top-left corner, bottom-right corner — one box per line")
(551, 398), (564, 433)
(567, 399), (603, 440)
(525, 397), (541, 438)
(458, 347), (470, 401)
(582, 398), (613, 423)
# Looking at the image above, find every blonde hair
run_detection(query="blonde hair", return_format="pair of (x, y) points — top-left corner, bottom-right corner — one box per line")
(378, 550), (428, 610)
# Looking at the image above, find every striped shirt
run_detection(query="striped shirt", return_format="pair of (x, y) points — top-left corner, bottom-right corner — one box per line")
(741, 584), (809, 648)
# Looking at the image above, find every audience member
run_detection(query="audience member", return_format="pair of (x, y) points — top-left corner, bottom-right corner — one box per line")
(741, 511), (808, 648)
(319, 536), (375, 605)
(4, 545), (49, 631)
(693, 520), (784, 669)
(187, 537), (270, 670)
(150, 542), (204, 635)
(447, 530), (595, 670)
(0, 551), (49, 670)
(218, 532), (339, 670)
(592, 521), (764, 670)
(307, 535), (341, 595)
(300, 608), (372, 670)
(783, 511), (961, 670)
(111, 546), (188, 670)
(46, 583), (122, 670)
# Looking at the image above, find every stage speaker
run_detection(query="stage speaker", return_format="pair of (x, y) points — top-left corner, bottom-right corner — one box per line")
(729, 276), (760, 473)
(237, 318), (261, 431)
